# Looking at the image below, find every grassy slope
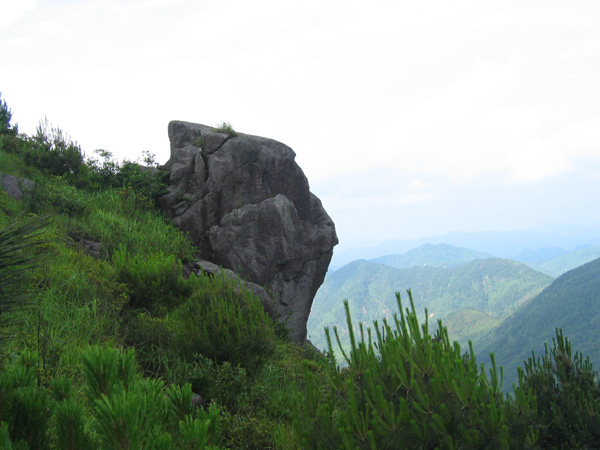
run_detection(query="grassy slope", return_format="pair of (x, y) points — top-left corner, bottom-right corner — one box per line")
(0, 140), (321, 449)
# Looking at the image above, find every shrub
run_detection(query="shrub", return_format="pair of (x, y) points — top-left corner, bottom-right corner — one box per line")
(115, 160), (169, 204)
(112, 246), (191, 313)
(519, 329), (600, 449)
(173, 273), (275, 371)
(0, 134), (26, 154)
(213, 122), (237, 136)
(28, 179), (88, 217)
(0, 217), (47, 347)
(81, 344), (223, 450)
(0, 93), (18, 136)
(24, 118), (84, 176)
(293, 291), (538, 449)
(78, 149), (168, 205)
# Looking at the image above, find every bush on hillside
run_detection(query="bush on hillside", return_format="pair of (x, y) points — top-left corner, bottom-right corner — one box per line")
(0, 93), (18, 137)
(174, 273), (276, 372)
(293, 291), (539, 449)
(0, 217), (47, 348)
(27, 179), (88, 217)
(112, 246), (191, 313)
(24, 117), (84, 176)
(78, 149), (169, 204)
(520, 329), (600, 449)
(0, 345), (224, 449)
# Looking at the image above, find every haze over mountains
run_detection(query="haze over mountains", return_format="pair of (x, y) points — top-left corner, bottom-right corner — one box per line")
(331, 224), (600, 269)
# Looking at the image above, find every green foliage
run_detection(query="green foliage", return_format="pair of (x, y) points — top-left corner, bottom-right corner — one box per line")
(80, 344), (224, 449)
(0, 351), (51, 449)
(0, 93), (18, 136)
(78, 149), (169, 205)
(6, 102), (600, 449)
(114, 160), (168, 203)
(0, 217), (47, 346)
(53, 397), (95, 450)
(24, 117), (84, 176)
(309, 257), (552, 353)
(528, 243), (600, 277)
(478, 256), (600, 388)
(295, 291), (539, 449)
(192, 131), (203, 148)
(28, 178), (88, 217)
(112, 246), (191, 312)
(520, 329), (600, 449)
(0, 135), (27, 155)
(10, 385), (52, 449)
(178, 404), (222, 450)
(213, 122), (237, 136)
(173, 273), (276, 371)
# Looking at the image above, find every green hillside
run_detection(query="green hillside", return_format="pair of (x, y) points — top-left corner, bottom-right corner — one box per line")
(371, 243), (490, 269)
(308, 257), (552, 350)
(442, 308), (502, 346)
(478, 256), (600, 387)
(3, 95), (600, 449)
(527, 244), (600, 277)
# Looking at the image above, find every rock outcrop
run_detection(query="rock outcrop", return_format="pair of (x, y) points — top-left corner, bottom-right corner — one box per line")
(0, 173), (34, 201)
(159, 121), (338, 343)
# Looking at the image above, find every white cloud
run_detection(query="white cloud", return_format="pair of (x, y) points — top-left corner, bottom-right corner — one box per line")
(3, 0), (600, 244)
(0, 0), (37, 29)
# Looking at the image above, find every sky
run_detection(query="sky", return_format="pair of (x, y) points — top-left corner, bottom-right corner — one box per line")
(2, 0), (600, 255)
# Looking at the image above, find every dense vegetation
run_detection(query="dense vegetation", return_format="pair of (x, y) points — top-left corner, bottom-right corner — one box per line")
(1, 93), (600, 449)
(525, 244), (600, 277)
(478, 256), (600, 388)
(309, 257), (552, 350)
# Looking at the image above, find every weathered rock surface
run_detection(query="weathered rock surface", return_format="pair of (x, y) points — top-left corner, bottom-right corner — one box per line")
(159, 121), (338, 342)
(0, 173), (34, 201)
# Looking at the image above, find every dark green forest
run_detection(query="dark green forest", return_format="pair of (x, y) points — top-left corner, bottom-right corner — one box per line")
(1, 94), (600, 449)
(308, 257), (551, 350)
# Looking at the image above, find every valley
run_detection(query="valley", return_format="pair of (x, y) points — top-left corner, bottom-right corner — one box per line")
(309, 241), (600, 384)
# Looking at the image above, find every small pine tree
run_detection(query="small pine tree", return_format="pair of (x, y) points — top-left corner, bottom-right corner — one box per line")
(0, 93), (18, 136)
(294, 291), (539, 449)
(520, 329), (600, 449)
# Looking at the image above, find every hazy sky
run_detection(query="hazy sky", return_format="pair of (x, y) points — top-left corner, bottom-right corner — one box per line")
(2, 0), (600, 253)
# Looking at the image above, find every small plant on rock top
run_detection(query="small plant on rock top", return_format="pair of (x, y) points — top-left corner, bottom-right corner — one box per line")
(213, 122), (237, 136)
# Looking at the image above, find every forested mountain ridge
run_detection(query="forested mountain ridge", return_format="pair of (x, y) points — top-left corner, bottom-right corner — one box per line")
(370, 243), (490, 269)
(478, 256), (600, 387)
(308, 256), (552, 349)
(524, 243), (600, 277)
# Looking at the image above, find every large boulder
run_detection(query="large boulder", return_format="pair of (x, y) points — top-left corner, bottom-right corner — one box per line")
(159, 121), (338, 342)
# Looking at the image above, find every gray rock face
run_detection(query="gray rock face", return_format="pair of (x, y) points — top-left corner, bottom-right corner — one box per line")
(0, 173), (34, 201)
(159, 121), (338, 342)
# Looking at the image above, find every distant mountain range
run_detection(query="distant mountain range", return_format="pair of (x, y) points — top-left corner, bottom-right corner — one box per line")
(521, 244), (600, 278)
(370, 243), (490, 269)
(477, 256), (600, 388)
(331, 225), (600, 268)
(308, 246), (552, 351)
